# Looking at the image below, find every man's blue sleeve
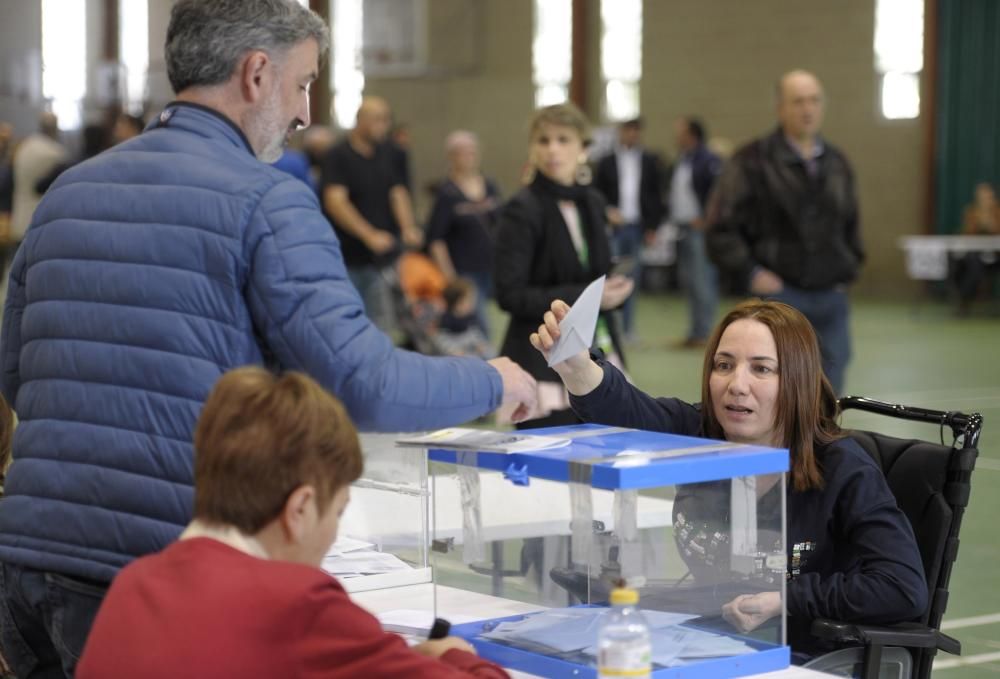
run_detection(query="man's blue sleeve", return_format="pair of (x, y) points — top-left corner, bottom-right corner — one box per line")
(243, 178), (502, 432)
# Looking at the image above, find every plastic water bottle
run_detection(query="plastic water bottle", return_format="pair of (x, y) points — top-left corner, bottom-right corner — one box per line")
(597, 587), (651, 678)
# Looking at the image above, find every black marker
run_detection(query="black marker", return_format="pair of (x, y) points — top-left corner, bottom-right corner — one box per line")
(428, 617), (451, 639)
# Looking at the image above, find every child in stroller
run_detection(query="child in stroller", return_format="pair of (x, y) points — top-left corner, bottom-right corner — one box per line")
(392, 251), (495, 359)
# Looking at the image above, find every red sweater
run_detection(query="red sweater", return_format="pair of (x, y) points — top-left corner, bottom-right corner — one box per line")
(77, 538), (509, 679)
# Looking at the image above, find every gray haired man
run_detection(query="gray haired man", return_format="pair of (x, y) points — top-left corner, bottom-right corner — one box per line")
(0, 2), (535, 675)
(707, 70), (863, 394)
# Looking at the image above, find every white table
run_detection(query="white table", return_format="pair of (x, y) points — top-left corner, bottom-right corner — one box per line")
(899, 235), (1000, 281)
(353, 584), (832, 678)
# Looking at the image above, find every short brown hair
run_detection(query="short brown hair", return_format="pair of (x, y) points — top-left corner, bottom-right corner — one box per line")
(529, 102), (592, 145)
(193, 367), (363, 533)
(699, 300), (841, 492)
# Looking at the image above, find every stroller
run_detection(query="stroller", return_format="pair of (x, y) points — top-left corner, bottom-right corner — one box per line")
(382, 250), (494, 359)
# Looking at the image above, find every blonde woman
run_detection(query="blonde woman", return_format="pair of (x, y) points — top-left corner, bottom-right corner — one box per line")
(494, 103), (632, 428)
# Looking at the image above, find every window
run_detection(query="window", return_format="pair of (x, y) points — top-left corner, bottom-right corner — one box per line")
(119, 0), (149, 115)
(532, 0), (572, 108)
(42, 0), (87, 129)
(332, 0), (364, 129)
(875, 0), (923, 120)
(601, 0), (641, 122)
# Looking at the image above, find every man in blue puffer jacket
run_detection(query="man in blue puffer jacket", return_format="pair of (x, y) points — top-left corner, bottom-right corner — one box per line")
(0, 2), (536, 675)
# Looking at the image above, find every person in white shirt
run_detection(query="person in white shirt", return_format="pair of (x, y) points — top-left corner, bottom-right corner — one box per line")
(668, 117), (723, 347)
(593, 119), (666, 344)
(10, 112), (67, 240)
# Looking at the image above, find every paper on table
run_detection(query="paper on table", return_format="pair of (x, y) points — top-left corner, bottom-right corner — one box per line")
(583, 624), (755, 666)
(547, 276), (605, 368)
(481, 607), (701, 654)
(326, 536), (375, 557)
(482, 609), (600, 652)
(321, 550), (412, 576)
(478, 606), (754, 668)
(396, 428), (570, 454)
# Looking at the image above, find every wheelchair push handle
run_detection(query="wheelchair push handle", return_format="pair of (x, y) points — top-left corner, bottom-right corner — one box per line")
(838, 396), (982, 449)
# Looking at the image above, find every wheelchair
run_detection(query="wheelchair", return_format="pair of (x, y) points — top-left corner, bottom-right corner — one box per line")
(803, 396), (981, 679)
(545, 396), (982, 679)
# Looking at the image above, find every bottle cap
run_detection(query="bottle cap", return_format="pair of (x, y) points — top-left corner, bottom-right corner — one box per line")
(609, 587), (639, 606)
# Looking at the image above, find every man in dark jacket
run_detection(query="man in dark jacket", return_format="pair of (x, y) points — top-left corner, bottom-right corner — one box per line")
(593, 118), (666, 343)
(667, 117), (723, 347)
(0, 2), (535, 675)
(708, 70), (863, 394)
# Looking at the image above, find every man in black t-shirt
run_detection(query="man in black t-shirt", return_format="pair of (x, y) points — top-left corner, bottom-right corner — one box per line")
(321, 96), (422, 333)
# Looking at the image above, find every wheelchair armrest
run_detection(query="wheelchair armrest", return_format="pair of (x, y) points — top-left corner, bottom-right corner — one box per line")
(810, 619), (954, 652)
(937, 631), (962, 656)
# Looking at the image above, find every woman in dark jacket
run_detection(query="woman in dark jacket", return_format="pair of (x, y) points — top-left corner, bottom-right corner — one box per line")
(426, 130), (503, 337)
(494, 103), (632, 428)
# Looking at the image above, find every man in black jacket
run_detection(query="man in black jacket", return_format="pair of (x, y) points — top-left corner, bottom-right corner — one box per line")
(708, 70), (863, 394)
(593, 118), (666, 343)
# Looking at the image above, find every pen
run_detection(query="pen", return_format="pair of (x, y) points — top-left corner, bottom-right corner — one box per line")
(428, 617), (451, 640)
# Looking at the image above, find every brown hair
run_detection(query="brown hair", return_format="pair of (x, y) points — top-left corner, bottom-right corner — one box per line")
(700, 300), (841, 491)
(193, 367), (363, 533)
(529, 102), (592, 145)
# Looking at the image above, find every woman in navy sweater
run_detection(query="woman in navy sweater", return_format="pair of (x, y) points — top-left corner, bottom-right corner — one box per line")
(529, 298), (927, 657)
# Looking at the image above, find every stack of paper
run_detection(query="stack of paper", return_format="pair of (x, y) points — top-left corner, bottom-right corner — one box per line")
(321, 536), (412, 580)
(396, 428), (570, 453)
(326, 536), (374, 556)
(480, 607), (756, 667)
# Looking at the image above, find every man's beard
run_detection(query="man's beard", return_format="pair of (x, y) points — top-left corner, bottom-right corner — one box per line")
(257, 131), (287, 163)
(251, 96), (292, 163)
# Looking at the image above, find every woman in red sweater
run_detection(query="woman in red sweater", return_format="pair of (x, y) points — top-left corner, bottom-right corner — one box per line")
(77, 367), (508, 679)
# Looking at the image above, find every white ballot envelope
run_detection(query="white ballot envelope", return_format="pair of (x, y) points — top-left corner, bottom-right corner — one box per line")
(546, 275), (605, 368)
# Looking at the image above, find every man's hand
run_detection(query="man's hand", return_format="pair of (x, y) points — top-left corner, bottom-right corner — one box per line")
(364, 229), (397, 255)
(529, 300), (604, 395)
(413, 636), (477, 658)
(487, 357), (537, 423)
(750, 268), (784, 296)
(606, 206), (625, 227)
(722, 592), (782, 634)
(401, 227), (424, 249)
(600, 275), (635, 310)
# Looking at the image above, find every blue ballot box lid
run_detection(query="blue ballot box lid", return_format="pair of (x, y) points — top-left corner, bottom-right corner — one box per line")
(426, 424), (789, 490)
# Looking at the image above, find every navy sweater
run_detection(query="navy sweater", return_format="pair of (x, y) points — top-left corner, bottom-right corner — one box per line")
(569, 361), (927, 655)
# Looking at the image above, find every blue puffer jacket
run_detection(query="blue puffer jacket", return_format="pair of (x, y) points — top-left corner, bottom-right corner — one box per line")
(0, 103), (502, 582)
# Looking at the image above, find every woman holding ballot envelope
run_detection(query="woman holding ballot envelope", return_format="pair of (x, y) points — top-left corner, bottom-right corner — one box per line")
(528, 298), (928, 659)
(494, 103), (633, 428)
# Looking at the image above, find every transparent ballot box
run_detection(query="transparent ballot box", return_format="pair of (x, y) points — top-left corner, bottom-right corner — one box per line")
(427, 424), (790, 678)
(325, 433), (431, 593)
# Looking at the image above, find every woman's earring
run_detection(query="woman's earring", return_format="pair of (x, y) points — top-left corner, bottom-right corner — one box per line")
(575, 162), (592, 185)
